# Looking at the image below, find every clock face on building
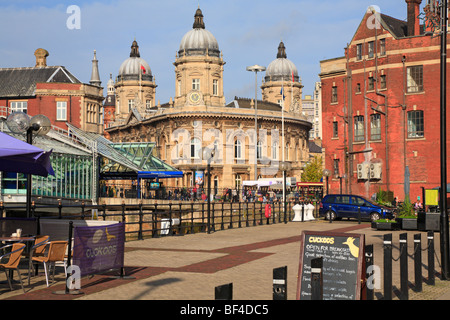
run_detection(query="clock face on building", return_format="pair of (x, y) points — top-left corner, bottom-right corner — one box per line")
(188, 91), (202, 104)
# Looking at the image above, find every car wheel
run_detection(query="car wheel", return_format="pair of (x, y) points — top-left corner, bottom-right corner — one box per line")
(326, 210), (336, 221)
(370, 213), (381, 222)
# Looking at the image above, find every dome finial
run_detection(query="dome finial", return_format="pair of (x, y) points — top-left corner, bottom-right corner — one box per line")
(277, 41), (287, 59)
(193, 7), (205, 29)
(130, 39), (140, 58)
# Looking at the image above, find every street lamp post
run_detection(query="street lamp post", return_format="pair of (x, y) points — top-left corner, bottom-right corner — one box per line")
(280, 161), (292, 223)
(202, 147), (216, 234)
(439, 0), (449, 280)
(246, 65), (266, 181)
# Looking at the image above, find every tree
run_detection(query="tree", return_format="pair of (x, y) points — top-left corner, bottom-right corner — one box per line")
(301, 156), (323, 182)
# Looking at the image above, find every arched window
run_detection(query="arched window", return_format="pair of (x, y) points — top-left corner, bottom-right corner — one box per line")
(272, 141), (278, 160)
(234, 140), (242, 159)
(257, 141), (262, 160)
(190, 138), (201, 158)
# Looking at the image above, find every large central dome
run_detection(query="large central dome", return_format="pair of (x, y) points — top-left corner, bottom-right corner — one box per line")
(178, 8), (220, 58)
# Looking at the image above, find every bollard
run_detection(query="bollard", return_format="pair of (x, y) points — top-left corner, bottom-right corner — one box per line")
(414, 234), (422, 292)
(427, 231), (435, 285)
(358, 206), (361, 224)
(301, 203), (305, 222)
(399, 233), (408, 300)
(273, 266), (287, 300)
(383, 233), (393, 300)
(215, 283), (233, 300)
(311, 257), (323, 300)
(365, 244), (374, 300)
(329, 207), (333, 223)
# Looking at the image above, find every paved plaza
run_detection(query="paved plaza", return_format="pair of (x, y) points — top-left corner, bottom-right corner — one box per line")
(1, 218), (450, 301)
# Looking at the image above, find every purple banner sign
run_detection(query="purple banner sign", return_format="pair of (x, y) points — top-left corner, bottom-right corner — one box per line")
(73, 223), (125, 277)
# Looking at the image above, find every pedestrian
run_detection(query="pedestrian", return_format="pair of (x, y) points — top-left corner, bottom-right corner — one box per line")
(391, 196), (399, 207)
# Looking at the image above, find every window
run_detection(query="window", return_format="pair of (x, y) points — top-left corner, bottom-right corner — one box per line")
(354, 116), (365, 142)
(285, 143), (289, 161)
(356, 83), (361, 93)
(368, 41), (375, 59)
(407, 110), (424, 138)
(331, 86), (338, 103)
(368, 76), (375, 91)
(190, 138), (201, 158)
(213, 79), (218, 96)
(356, 44), (362, 61)
(56, 101), (67, 121)
(407, 66), (423, 93)
(370, 114), (381, 140)
(178, 80), (182, 96)
(257, 141), (262, 160)
(146, 100), (152, 110)
(380, 39), (386, 56)
(380, 75), (386, 89)
(272, 141), (278, 160)
(10, 101), (27, 114)
(234, 140), (242, 159)
(192, 79), (200, 91)
(235, 174), (242, 189)
(333, 159), (340, 177)
(333, 121), (338, 138)
(128, 99), (134, 111)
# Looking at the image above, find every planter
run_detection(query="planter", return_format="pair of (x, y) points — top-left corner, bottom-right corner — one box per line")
(373, 221), (400, 230)
(418, 212), (440, 232)
(397, 217), (418, 230)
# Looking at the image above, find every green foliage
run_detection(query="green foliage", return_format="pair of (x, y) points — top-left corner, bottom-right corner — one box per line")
(375, 188), (393, 207)
(398, 195), (415, 218)
(301, 156), (323, 182)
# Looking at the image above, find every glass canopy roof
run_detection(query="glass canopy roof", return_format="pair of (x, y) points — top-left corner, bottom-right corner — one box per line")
(66, 124), (183, 180)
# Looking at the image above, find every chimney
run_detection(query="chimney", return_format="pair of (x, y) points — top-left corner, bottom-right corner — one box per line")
(406, 0), (422, 36)
(34, 48), (49, 67)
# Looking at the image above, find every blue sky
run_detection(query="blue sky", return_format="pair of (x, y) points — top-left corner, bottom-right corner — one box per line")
(0, 0), (426, 103)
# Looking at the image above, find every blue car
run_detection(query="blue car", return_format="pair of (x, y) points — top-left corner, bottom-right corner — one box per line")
(319, 194), (395, 222)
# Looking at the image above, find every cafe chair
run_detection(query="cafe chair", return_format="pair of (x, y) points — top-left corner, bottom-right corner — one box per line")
(27, 235), (50, 286)
(32, 241), (68, 287)
(0, 243), (27, 293)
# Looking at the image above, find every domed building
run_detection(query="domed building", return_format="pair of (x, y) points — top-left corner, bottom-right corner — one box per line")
(106, 7), (312, 192)
(262, 41), (303, 113)
(114, 39), (157, 124)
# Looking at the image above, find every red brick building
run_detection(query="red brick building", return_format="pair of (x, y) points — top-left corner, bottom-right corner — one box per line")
(0, 48), (104, 134)
(320, 0), (449, 203)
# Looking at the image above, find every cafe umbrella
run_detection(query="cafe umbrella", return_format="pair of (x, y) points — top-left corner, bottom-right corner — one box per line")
(0, 131), (54, 177)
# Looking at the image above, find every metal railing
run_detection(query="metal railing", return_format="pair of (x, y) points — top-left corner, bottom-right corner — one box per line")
(0, 200), (300, 241)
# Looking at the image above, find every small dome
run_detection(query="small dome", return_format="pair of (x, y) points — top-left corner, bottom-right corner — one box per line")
(265, 42), (299, 82)
(118, 40), (153, 81)
(178, 8), (220, 57)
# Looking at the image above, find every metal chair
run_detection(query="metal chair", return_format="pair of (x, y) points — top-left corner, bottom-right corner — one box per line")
(0, 243), (27, 293)
(31, 241), (68, 287)
(27, 235), (50, 285)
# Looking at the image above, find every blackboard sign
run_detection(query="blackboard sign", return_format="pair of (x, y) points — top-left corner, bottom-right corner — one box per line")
(296, 231), (365, 300)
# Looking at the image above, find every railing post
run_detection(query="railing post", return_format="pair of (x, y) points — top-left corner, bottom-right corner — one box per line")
(168, 202), (173, 236)
(365, 244), (374, 300)
(383, 233), (393, 300)
(245, 202), (250, 227)
(428, 231), (435, 285)
(229, 202), (233, 229)
(211, 202), (215, 232)
(253, 202), (256, 226)
(215, 283), (233, 300)
(273, 266), (287, 300)
(399, 233), (408, 300)
(121, 201), (126, 224)
(138, 202), (143, 240)
(238, 202), (242, 228)
(221, 202), (225, 230)
(414, 233), (422, 292)
(311, 257), (323, 300)
(190, 202), (194, 234)
(58, 201), (63, 219)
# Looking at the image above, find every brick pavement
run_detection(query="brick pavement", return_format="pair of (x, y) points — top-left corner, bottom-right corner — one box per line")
(1, 219), (450, 300)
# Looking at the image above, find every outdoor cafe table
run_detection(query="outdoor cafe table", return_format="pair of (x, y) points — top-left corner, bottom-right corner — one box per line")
(0, 236), (35, 284)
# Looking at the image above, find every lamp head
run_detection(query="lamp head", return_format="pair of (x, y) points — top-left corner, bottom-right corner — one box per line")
(30, 114), (51, 136)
